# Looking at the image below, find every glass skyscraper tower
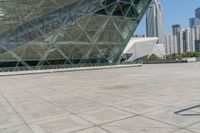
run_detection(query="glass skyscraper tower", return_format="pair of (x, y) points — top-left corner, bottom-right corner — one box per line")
(0, 0), (152, 72)
(146, 0), (164, 44)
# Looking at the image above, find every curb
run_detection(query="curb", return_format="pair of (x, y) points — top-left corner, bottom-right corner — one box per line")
(0, 64), (142, 77)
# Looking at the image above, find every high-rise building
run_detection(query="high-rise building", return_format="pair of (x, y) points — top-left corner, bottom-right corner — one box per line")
(189, 7), (200, 28)
(195, 7), (200, 18)
(189, 28), (196, 52)
(194, 7), (200, 26)
(182, 29), (187, 53)
(0, 0), (152, 72)
(195, 25), (200, 40)
(164, 35), (171, 55)
(190, 18), (196, 28)
(172, 24), (183, 53)
(165, 35), (178, 55)
(182, 27), (196, 53)
(195, 25), (200, 51)
(146, 0), (164, 44)
(182, 28), (195, 53)
(195, 40), (200, 52)
(172, 36), (178, 54)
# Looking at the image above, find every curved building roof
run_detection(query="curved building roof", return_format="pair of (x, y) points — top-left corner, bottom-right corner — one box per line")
(123, 37), (158, 61)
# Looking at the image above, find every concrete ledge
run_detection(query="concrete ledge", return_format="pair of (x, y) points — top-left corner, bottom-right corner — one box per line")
(0, 64), (142, 76)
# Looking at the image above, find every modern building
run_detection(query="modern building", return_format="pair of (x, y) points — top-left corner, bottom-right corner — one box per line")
(195, 7), (200, 18)
(164, 35), (170, 55)
(195, 40), (200, 52)
(122, 37), (158, 62)
(188, 28), (195, 52)
(165, 35), (172, 55)
(172, 24), (183, 54)
(189, 7), (200, 28)
(195, 25), (200, 41)
(172, 35), (178, 54)
(195, 8), (200, 26)
(152, 43), (166, 58)
(0, 0), (152, 72)
(146, 0), (164, 44)
(165, 35), (178, 55)
(195, 25), (200, 51)
(190, 18), (196, 28)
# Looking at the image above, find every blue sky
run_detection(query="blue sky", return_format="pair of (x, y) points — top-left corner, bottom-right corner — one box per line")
(135, 0), (200, 35)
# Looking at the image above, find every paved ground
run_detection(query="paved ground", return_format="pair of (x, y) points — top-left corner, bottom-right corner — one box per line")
(0, 63), (200, 133)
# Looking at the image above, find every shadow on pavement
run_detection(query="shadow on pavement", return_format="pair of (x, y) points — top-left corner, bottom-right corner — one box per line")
(175, 105), (200, 116)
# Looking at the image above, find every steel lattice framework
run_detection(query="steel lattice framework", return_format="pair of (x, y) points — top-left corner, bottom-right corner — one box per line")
(0, 0), (152, 71)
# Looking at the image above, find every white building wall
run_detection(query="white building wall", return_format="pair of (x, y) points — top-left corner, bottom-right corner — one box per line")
(123, 38), (158, 62)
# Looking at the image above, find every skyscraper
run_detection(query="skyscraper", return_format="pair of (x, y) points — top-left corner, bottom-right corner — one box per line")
(172, 24), (183, 54)
(164, 35), (178, 55)
(164, 35), (172, 55)
(195, 25), (200, 41)
(195, 7), (200, 18)
(189, 18), (196, 28)
(188, 28), (195, 52)
(191, 7), (200, 27)
(146, 0), (164, 44)
(195, 25), (200, 51)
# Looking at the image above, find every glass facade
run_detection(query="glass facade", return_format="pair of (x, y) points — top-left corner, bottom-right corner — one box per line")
(0, 0), (152, 72)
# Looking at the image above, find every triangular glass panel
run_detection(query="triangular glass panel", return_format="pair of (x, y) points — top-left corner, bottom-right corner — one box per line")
(112, 4), (124, 17)
(126, 5), (138, 18)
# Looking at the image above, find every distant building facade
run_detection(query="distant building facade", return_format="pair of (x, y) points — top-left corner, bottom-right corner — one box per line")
(172, 24), (183, 54)
(195, 25), (200, 51)
(190, 18), (196, 28)
(165, 35), (177, 55)
(165, 7), (200, 55)
(146, 0), (164, 44)
(189, 7), (200, 28)
(195, 7), (200, 18)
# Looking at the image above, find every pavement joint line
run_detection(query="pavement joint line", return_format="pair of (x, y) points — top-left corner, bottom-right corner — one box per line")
(58, 91), (139, 116)
(97, 115), (137, 126)
(69, 126), (97, 133)
(70, 126), (111, 133)
(55, 88), (174, 118)
(48, 89), (138, 117)
(183, 120), (200, 130)
(1, 79), (97, 128)
(0, 124), (30, 131)
(98, 126), (113, 133)
(46, 87), (144, 115)
(16, 85), (125, 129)
(17, 84), (141, 129)
(68, 91), (166, 116)
(44, 86), (141, 116)
(170, 128), (197, 133)
(20, 89), (98, 127)
(0, 93), (35, 133)
(141, 114), (192, 129)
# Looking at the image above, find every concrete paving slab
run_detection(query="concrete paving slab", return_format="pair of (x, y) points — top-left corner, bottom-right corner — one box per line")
(74, 127), (109, 133)
(0, 63), (200, 132)
(101, 116), (178, 133)
(28, 115), (93, 133)
(0, 125), (32, 133)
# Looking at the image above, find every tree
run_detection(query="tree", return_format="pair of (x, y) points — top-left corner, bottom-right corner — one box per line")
(182, 52), (200, 58)
(148, 54), (159, 61)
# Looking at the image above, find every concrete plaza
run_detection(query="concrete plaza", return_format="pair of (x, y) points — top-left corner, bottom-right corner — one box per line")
(0, 63), (200, 133)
